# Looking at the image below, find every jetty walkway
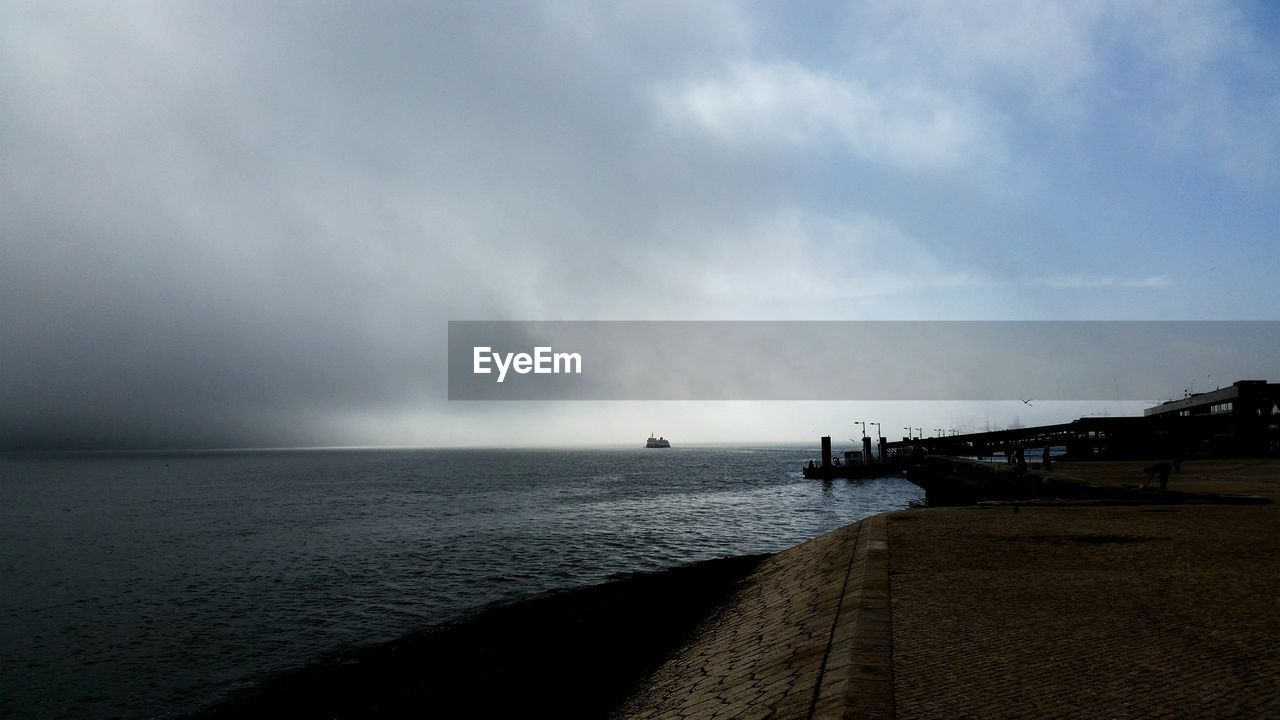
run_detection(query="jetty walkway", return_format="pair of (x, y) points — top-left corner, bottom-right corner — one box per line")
(619, 460), (1280, 719)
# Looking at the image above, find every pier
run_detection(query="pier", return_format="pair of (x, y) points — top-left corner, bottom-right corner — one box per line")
(880, 379), (1280, 461)
(903, 455), (1271, 506)
(805, 379), (1280, 483)
(803, 435), (905, 480)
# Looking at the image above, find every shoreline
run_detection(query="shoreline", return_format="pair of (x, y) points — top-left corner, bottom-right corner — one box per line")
(190, 459), (1280, 719)
(188, 553), (768, 719)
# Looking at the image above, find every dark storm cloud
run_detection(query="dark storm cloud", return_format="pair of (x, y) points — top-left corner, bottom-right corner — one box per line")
(0, 2), (755, 448)
(3, 2), (1277, 448)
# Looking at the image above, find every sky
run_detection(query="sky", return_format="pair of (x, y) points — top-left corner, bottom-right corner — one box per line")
(2, 1), (1279, 450)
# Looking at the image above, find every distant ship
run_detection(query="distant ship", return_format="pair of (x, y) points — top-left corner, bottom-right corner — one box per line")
(645, 434), (671, 448)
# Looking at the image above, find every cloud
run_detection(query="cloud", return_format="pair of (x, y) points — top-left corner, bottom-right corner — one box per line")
(1028, 275), (1173, 289)
(684, 209), (982, 310)
(0, 1), (785, 448)
(654, 59), (993, 172)
(852, 1), (1280, 184)
(850, 1), (1107, 119)
(0, 1), (1274, 449)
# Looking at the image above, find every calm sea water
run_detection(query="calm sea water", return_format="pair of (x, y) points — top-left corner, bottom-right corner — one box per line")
(0, 446), (922, 719)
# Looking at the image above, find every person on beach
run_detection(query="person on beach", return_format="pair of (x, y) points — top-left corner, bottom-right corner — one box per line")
(1140, 461), (1174, 490)
(1042, 446), (1052, 471)
(1014, 448), (1028, 491)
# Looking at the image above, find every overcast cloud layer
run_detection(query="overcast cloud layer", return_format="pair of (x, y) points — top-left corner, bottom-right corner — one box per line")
(3, 1), (1279, 449)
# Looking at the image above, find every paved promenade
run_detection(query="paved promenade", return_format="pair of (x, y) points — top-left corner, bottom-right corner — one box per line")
(620, 460), (1279, 719)
(619, 516), (894, 720)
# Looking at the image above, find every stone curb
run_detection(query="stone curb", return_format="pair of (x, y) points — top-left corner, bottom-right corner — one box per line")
(616, 514), (898, 720)
(809, 514), (896, 720)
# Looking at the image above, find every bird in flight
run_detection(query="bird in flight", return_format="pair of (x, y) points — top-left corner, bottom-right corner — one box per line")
(1021, 398), (1034, 406)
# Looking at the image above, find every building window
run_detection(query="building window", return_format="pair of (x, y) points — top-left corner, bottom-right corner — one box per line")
(1210, 401), (1233, 415)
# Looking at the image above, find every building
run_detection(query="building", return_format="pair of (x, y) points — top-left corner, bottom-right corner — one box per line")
(1144, 380), (1280, 457)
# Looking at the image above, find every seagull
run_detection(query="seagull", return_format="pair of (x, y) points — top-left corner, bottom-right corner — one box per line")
(1021, 398), (1034, 406)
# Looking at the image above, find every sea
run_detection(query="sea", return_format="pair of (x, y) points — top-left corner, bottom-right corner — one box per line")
(0, 445), (923, 719)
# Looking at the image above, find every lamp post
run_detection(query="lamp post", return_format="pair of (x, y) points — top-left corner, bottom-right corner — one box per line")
(852, 421), (869, 465)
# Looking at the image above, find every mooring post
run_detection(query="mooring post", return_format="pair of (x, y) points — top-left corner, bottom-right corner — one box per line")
(821, 436), (832, 475)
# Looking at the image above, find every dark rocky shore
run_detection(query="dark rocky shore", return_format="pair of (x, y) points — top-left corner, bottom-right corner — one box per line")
(188, 553), (766, 719)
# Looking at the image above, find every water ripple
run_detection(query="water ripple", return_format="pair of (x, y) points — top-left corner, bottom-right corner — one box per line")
(0, 446), (921, 719)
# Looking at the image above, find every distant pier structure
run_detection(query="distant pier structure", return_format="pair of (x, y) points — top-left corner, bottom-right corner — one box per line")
(872, 380), (1280, 461)
(803, 380), (1278, 480)
(804, 434), (899, 479)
